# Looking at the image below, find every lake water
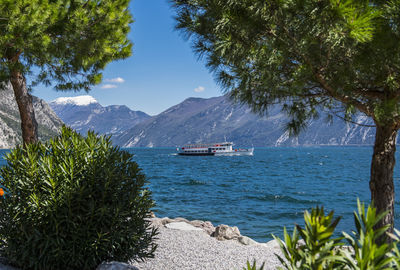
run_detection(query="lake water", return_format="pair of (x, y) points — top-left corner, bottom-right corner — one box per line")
(1, 147), (400, 242)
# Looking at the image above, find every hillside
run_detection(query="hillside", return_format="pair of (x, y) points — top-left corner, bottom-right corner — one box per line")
(50, 96), (150, 136)
(0, 83), (63, 148)
(114, 96), (375, 147)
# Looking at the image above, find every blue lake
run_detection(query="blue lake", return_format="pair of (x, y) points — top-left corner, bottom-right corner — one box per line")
(2, 146), (400, 242)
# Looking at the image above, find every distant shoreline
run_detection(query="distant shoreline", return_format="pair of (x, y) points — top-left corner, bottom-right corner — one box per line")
(0, 144), (378, 150)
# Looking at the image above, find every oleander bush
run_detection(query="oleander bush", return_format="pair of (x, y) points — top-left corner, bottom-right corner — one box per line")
(0, 126), (157, 270)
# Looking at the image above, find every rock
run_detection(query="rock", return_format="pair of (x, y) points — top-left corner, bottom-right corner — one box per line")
(0, 83), (63, 149)
(149, 217), (163, 228)
(211, 224), (241, 240)
(173, 217), (190, 223)
(149, 211), (156, 218)
(160, 217), (175, 225)
(165, 222), (203, 231)
(189, 220), (215, 235)
(296, 239), (305, 248)
(264, 239), (283, 250)
(238, 236), (258, 245)
(96, 261), (139, 270)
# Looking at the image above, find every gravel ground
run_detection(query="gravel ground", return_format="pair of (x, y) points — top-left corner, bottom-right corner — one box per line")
(131, 226), (282, 270)
(0, 223), (283, 270)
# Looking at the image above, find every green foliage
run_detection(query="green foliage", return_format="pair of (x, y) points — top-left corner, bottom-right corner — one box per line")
(242, 260), (265, 270)
(388, 228), (400, 268)
(273, 207), (343, 270)
(273, 201), (397, 270)
(172, 0), (400, 128)
(331, 0), (381, 43)
(173, 0), (400, 243)
(0, 126), (157, 270)
(0, 0), (132, 91)
(341, 201), (394, 269)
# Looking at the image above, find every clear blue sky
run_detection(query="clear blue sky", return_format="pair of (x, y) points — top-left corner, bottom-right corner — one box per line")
(33, 0), (222, 116)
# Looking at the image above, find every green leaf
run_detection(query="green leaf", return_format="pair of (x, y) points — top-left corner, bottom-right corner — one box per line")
(0, 126), (158, 269)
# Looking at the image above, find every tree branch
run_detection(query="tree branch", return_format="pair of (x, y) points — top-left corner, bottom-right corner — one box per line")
(330, 111), (376, 127)
(277, 25), (372, 117)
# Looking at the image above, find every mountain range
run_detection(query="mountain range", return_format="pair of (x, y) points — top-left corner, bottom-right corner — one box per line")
(0, 83), (63, 148)
(1, 89), (378, 148)
(113, 96), (376, 147)
(49, 96), (150, 136)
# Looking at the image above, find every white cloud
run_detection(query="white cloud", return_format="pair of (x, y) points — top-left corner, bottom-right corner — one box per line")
(105, 77), (125, 83)
(194, 86), (205, 93)
(101, 84), (117, 89)
(52, 95), (98, 106)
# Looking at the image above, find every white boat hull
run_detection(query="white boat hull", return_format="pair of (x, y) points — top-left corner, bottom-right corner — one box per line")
(177, 142), (254, 156)
(214, 148), (254, 156)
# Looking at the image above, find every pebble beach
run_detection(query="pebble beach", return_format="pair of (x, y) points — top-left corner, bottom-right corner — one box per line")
(0, 217), (283, 270)
(131, 225), (281, 270)
(131, 217), (283, 270)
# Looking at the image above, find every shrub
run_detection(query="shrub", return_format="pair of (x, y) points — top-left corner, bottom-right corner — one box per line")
(272, 200), (396, 270)
(341, 201), (393, 269)
(0, 126), (157, 270)
(273, 207), (343, 270)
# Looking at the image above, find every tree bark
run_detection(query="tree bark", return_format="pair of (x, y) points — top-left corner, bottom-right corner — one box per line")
(9, 69), (38, 145)
(370, 123), (398, 239)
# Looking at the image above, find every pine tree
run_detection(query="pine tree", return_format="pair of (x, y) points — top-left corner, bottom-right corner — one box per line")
(0, 0), (132, 144)
(172, 0), (400, 238)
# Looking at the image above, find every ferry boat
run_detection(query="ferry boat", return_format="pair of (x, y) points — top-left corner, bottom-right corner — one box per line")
(177, 142), (254, 156)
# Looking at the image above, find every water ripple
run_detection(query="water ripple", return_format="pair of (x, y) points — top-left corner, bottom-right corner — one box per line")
(2, 147), (398, 243)
(121, 147), (400, 242)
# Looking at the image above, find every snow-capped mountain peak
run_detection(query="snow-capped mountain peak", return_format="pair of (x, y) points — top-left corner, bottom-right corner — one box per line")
(49, 97), (151, 137)
(52, 95), (98, 106)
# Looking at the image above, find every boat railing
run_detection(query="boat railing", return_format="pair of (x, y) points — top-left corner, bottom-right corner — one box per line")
(183, 142), (233, 148)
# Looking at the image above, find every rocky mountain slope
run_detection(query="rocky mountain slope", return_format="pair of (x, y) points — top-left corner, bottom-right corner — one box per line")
(49, 96), (150, 136)
(0, 83), (63, 148)
(114, 96), (376, 147)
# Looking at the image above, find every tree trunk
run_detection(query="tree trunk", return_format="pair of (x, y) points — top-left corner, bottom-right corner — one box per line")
(370, 123), (398, 238)
(9, 69), (38, 145)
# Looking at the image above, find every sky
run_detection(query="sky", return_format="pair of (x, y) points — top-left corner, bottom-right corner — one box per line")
(33, 0), (222, 116)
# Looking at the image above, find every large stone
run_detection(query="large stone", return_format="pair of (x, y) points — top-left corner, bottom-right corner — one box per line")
(264, 239), (282, 251)
(211, 224), (241, 240)
(159, 217), (175, 225)
(189, 220), (216, 235)
(96, 261), (139, 270)
(165, 222), (203, 231)
(238, 236), (258, 245)
(149, 217), (163, 228)
(173, 217), (190, 223)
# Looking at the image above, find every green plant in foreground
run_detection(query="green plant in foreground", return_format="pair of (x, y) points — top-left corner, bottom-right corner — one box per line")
(0, 126), (157, 270)
(341, 201), (394, 270)
(242, 260), (265, 270)
(271, 200), (398, 270)
(273, 207), (343, 270)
